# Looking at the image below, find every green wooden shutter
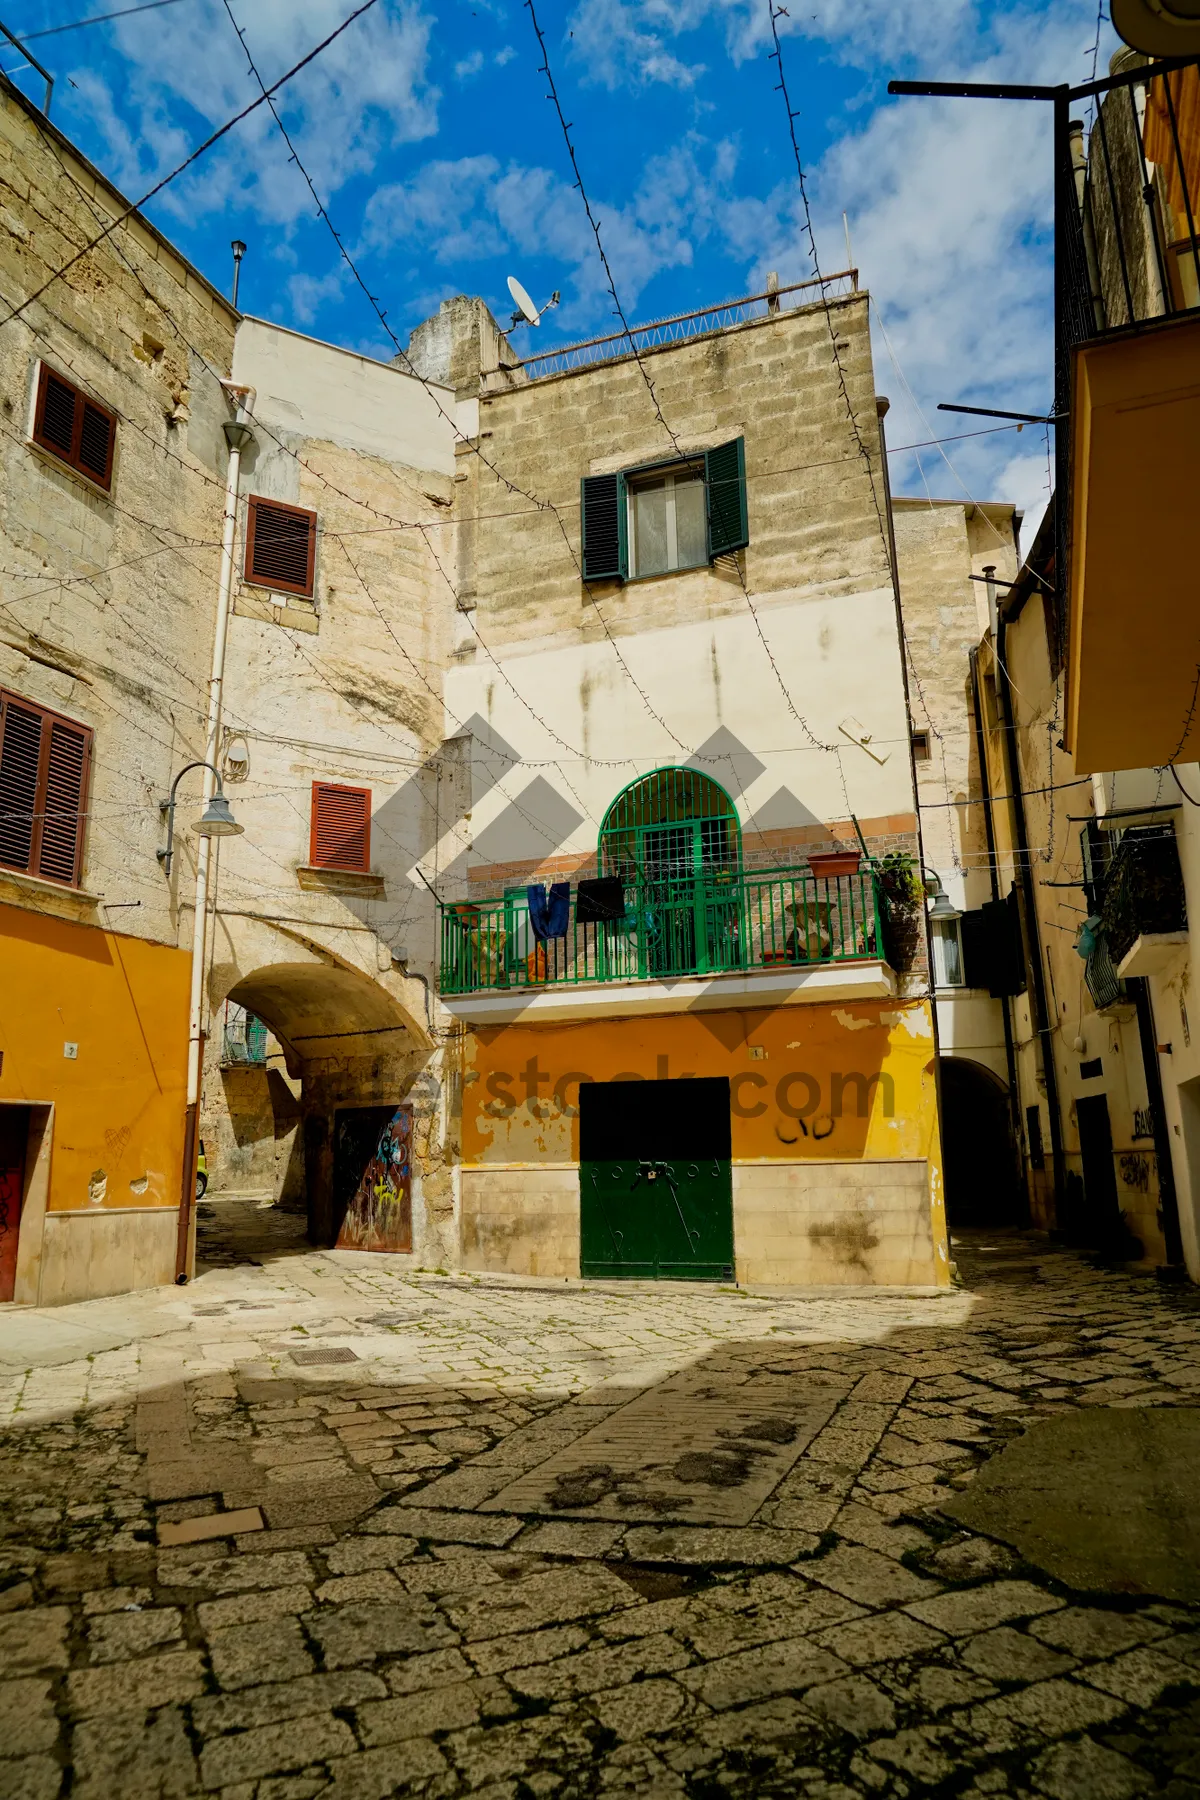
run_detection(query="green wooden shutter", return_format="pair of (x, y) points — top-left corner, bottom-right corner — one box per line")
(581, 472), (627, 582)
(705, 437), (748, 559)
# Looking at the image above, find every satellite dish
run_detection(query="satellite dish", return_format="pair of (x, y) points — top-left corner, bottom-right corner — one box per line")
(1111, 0), (1200, 53)
(507, 275), (541, 327)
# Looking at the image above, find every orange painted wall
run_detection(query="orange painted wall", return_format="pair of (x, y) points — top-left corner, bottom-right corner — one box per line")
(462, 998), (939, 1169)
(0, 903), (190, 1212)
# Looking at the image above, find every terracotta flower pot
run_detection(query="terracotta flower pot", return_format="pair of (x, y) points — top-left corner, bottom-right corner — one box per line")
(807, 850), (861, 880)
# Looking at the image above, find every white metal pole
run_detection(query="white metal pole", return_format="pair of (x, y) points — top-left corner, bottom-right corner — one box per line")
(176, 388), (255, 1281)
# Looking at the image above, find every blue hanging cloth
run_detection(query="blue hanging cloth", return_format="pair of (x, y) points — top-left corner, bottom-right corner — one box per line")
(528, 882), (571, 941)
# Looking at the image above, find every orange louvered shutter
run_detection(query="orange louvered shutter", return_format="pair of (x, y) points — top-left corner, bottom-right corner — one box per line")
(246, 497), (317, 597)
(0, 689), (91, 886)
(310, 782), (370, 872)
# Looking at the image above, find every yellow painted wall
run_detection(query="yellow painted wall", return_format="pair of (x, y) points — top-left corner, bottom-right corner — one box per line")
(0, 902), (190, 1213)
(462, 999), (939, 1169)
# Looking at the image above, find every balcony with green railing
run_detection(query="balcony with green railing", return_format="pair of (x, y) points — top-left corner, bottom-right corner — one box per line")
(439, 865), (890, 1010)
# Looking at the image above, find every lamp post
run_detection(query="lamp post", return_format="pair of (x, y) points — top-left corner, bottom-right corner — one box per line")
(158, 761), (243, 879)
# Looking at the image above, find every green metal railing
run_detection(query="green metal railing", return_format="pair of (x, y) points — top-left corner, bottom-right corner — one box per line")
(439, 867), (884, 996)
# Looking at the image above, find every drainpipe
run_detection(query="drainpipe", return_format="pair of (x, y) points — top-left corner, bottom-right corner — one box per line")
(992, 570), (1066, 1220)
(970, 645), (1026, 1218)
(175, 386), (256, 1283)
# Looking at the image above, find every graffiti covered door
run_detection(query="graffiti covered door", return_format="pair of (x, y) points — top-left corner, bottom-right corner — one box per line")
(579, 1077), (733, 1281)
(0, 1108), (28, 1302)
(333, 1104), (413, 1251)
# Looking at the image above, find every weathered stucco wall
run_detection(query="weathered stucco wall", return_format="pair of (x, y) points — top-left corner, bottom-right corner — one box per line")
(0, 78), (239, 1300)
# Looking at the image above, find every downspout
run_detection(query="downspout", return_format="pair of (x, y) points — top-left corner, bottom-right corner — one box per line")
(970, 644), (1026, 1219)
(175, 386), (256, 1282)
(992, 573), (1066, 1219)
(876, 398), (949, 1260)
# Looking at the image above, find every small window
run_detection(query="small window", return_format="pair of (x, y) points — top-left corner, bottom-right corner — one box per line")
(0, 687), (92, 886)
(246, 497), (317, 598)
(31, 363), (116, 490)
(310, 781), (370, 872)
(628, 465), (707, 578)
(911, 730), (930, 762)
(931, 916), (965, 988)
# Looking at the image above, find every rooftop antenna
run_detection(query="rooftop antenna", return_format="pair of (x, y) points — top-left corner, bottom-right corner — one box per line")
(231, 239), (246, 310)
(506, 274), (560, 332)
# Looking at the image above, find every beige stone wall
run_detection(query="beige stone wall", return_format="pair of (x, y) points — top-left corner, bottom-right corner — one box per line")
(734, 1158), (936, 1286)
(0, 80), (237, 945)
(461, 1167), (578, 1278)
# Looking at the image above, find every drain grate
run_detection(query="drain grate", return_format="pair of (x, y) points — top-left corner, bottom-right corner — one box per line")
(289, 1346), (359, 1365)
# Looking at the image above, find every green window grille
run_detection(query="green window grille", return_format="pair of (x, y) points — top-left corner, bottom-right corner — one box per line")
(598, 767), (741, 882)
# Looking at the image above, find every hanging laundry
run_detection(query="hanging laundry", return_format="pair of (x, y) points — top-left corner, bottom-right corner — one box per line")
(527, 881), (571, 940)
(576, 877), (625, 923)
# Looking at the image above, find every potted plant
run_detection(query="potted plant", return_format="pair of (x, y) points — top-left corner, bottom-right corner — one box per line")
(807, 848), (862, 879)
(877, 851), (924, 972)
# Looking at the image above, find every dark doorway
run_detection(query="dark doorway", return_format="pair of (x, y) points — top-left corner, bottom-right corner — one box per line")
(0, 1107), (28, 1302)
(1076, 1093), (1137, 1255)
(940, 1058), (1023, 1227)
(578, 1077), (734, 1281)
(332, 1105), (413, 1252)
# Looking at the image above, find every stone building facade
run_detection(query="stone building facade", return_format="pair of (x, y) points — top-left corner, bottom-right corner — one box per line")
(0, 75), (237, 1302)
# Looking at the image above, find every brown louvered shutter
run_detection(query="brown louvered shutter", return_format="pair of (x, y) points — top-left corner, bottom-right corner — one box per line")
(0, 690), (91, 886)
(32, 364), (116, 491)
(246, 497), (317, 597)
(310, 782), (371, 872)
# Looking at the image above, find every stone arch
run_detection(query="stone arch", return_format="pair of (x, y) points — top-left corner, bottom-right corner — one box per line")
(939, 1054), (1025, 1228)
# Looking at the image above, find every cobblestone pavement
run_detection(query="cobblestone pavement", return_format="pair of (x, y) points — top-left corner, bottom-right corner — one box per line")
(5, 1205), (1200, 1798)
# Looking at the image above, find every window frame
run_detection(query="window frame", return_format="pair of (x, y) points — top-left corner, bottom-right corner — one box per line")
(910, 730), (931, 762)
(29, 361), (117, 493)
(245, 496), (318, 600)
(625, 460), (707, 580)
(0, 686), (93, 888)
(931, 915), (966, 989)
(309, 780), (371, 873)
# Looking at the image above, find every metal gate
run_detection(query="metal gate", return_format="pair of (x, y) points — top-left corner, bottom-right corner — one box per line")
(579, 1076), (733, 1281)
(332, 1104), (413, 1252)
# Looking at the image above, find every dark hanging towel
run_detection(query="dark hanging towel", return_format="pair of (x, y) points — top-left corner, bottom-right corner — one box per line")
(576, 876), (625, 923)
(527, 881), (571, 941)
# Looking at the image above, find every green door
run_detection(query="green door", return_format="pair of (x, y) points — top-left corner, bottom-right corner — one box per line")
(579, 1077), (734, 1281)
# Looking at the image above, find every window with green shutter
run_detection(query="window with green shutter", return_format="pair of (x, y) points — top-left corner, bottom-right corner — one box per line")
(579, 437), (747, 584)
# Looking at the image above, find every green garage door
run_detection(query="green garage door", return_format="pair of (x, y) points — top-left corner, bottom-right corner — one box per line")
(579, 1076), (734, 1281)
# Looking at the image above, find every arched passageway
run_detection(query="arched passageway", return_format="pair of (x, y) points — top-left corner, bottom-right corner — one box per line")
(940, 1056), (1025, 1228)
(201, 959), (427, 1262)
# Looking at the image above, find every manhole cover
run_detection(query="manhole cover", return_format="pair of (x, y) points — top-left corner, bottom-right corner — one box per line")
(289, 1347), (359, 1365)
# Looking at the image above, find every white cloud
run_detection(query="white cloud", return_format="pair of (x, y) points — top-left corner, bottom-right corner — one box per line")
(73, 0), (440, 227)
(455, 50), (485, 78)
(364, 139), (735, 334)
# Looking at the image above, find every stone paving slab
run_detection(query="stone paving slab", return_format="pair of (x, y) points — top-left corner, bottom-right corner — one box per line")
(5, 1203), (1200, 1795)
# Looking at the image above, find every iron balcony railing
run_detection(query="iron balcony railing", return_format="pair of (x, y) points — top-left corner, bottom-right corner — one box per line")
(439, 867), (884, 996)
(515, 272), (858, 383)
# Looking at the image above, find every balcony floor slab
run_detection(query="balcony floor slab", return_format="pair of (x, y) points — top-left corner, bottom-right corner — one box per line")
(439, 957), (897, 1024)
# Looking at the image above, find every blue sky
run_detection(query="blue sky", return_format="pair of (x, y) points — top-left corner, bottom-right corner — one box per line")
(5, 0), (1116, 531)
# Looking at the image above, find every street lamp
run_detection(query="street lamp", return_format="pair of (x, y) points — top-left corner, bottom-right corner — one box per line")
(923, 868), (962, 923)
(158, 760), (243, 879)
(1111, 0), (1200, 54)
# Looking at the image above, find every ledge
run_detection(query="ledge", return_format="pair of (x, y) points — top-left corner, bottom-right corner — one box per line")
(0, 865), (102, 917)
(440, 958), (897, 1025)
(295, 864), (386, 898)
(234, 588), (319, 635)
(1116, 931), (1190, 979)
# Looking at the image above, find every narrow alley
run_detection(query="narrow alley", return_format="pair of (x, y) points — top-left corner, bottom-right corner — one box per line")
(2, 1218), (1200, 1798)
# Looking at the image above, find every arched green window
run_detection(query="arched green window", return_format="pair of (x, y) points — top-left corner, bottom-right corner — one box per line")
(598, 767), (741, 882)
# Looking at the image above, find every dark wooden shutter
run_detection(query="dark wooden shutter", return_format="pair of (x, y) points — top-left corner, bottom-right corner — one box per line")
(959, 907), (991, 990)
(705, 436), (748, 558)
(32, 364), (115, 490)
(581, 473), (627, 582)
(310, 782), (371, 871)
(77, 399), (115, 487)
(0, 689), (91, 886)
(246, 498), (317, 597)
